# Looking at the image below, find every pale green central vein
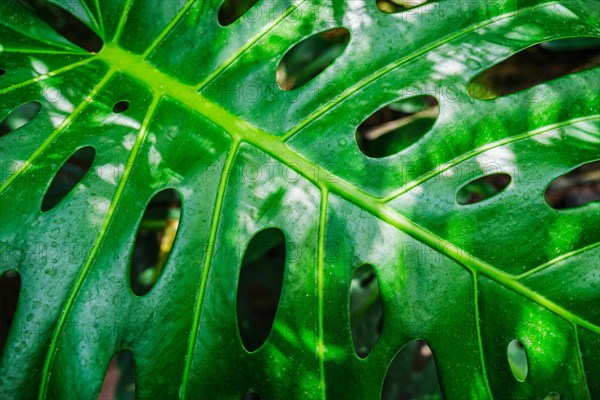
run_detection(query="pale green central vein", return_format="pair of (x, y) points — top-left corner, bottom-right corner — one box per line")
(180, 138), (240, 400)
(38, 91), (162, 400)
(97, 43), (600, 335)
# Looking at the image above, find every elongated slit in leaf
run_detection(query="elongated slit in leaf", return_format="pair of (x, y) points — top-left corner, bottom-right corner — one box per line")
(112, 101), (130, 114)
(237, 228), (285, 352)
(131, 189), (181, 296)
(545, 160), (600, 209)
(22, 0), (103, 52)
(468, 37), (600, 100)
(99, 349), (136, 400)
(350, 264), (383, 358)
(41, 146), (95, 212)
(241, 392), (261, 400)
(357, 95), (439, 158)
(218, 0), (260, 26)
(0, 101), (42, 138)
(277, 28), (350, 91)
(382, 339), (441, 399)
(507, 339), (528, 382)
(0, 271), (20, 356)
(457, 173), (511, 205)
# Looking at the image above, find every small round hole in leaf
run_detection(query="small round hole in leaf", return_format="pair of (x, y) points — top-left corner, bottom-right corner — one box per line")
(457, 173), (511, 205)
(357, 95), (438, 158)
(507, 339), (528, 382)
(0, 69), (6, 76)
(0, 101), (42, 138)
(545, 160), (599, 209)
(113, 101), (130, 113)
(277, 28), (350, 91)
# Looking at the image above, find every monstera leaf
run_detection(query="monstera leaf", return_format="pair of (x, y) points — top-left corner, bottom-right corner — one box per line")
(1, 0), (599, 399)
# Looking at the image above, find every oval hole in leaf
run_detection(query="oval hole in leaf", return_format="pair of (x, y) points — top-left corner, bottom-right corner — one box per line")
(545, 160), (599, 209)
(22, 0), (103, 52)
(457, 173), (511, 205)
(99, 349), (136, 399)
(543, 392), (560, 400)
(237, 228), (286, 352)
(277, 28), (350, 91)
(382, 339), (442, 400)
(112, 101), (130, 113)
(131, 189), (181, 296)
(0, 101), (42, 138)
(218, 0), (260, 26)
(350, 264), (383, 358)
(0, 69), (6, 76)
(507, 339), (528, 382)
(241, 392), (261, 400)
(356, 95), (439, 158)
(41, 146), (95, 212)
(376, 0), (431, 13)
(468, 37), (600, 100)
(0, 270), (20, 356)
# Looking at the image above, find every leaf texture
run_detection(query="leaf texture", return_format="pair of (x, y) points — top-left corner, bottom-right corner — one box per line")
(0, 0), (599, 399)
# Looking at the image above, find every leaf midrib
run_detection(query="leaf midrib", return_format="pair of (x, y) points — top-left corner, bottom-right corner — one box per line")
(96, 43), (600, 335)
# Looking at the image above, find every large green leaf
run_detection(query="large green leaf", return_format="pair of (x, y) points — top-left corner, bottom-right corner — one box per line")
(1, 0), (599, 399)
